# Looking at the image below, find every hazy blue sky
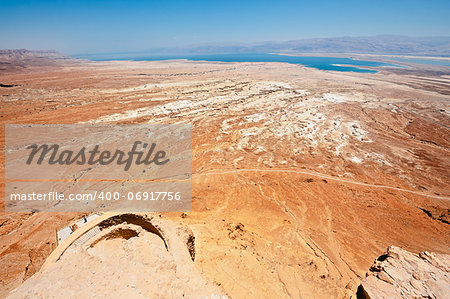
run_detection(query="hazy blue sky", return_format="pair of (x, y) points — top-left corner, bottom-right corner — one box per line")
(1, 0), (449, 54)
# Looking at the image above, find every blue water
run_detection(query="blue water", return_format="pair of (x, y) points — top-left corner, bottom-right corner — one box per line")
(389, 57), (450, 67)
(73, 52), (400, 73)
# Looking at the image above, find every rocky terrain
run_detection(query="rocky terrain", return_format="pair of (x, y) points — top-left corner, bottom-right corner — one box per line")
(359, 246), (450, 298)
(0, 50), (449, 298)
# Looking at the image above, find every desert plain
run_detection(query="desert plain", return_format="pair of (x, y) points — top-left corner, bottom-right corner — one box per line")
(0, 50), (449, 298)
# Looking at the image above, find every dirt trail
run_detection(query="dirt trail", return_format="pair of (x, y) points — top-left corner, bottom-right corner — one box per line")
(195, 168), (450, 200)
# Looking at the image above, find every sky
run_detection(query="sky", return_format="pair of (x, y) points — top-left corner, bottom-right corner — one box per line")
(1, 0), (449, 54)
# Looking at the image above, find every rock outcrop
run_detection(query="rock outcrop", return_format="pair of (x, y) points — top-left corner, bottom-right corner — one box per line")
(358, 246), (450, 299)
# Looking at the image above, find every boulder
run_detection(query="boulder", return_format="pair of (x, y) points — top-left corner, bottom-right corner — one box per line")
(358, 246), (450, 299)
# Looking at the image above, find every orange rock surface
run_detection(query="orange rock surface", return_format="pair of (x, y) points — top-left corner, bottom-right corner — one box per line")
(0, 52), (449, 298)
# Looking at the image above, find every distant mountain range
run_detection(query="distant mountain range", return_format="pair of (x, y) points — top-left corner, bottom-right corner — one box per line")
(2, 36), (450, 58)
(141, 35), (450, 57)
(0, 49), (75, 71)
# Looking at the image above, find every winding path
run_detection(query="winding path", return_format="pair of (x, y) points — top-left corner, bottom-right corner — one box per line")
(194, 168), (449, 200)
